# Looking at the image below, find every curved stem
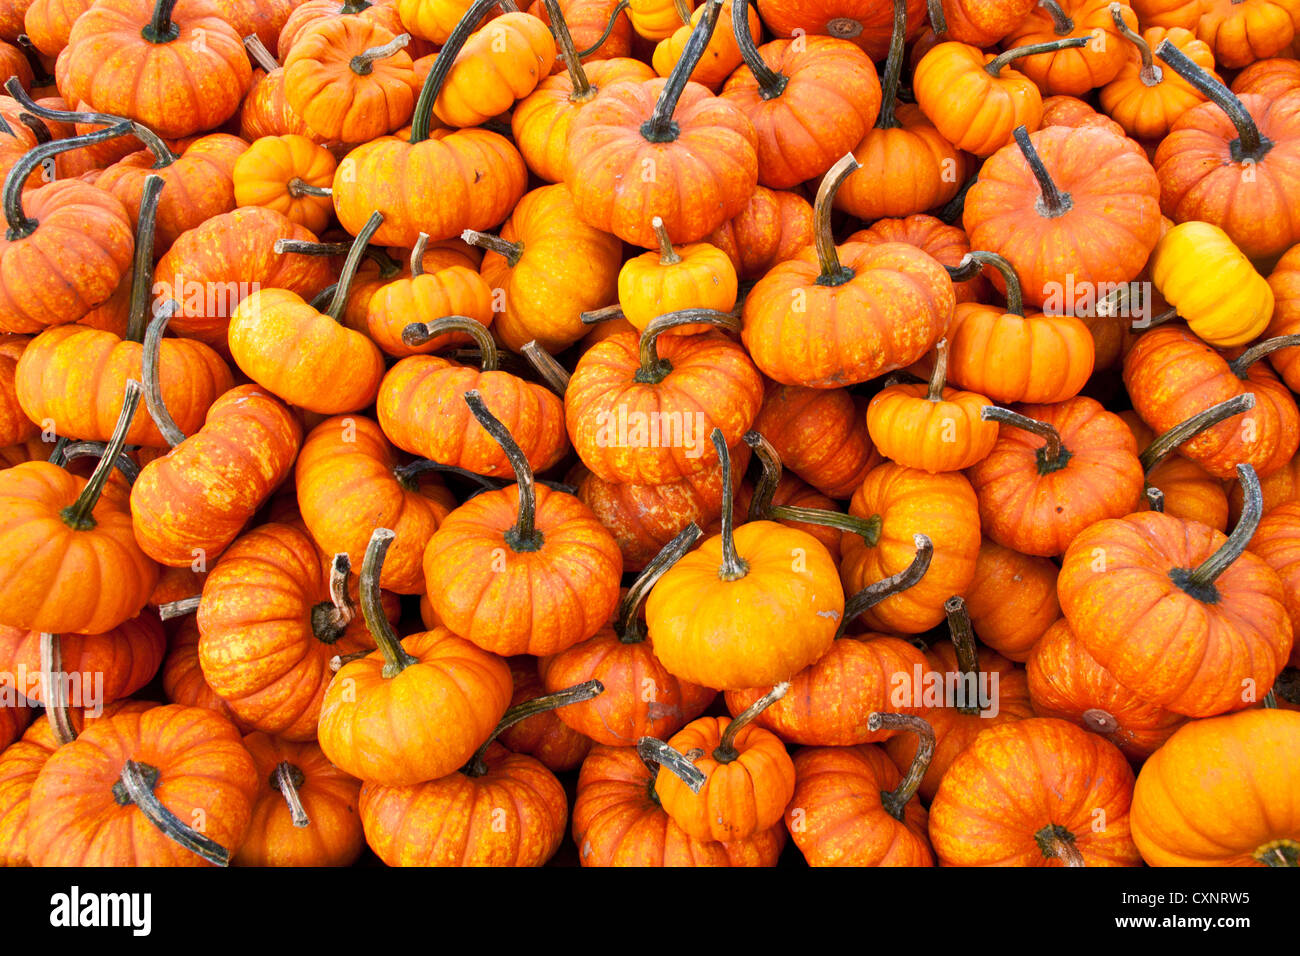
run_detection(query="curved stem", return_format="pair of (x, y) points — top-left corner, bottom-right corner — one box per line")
(927, 0), (946, 36)
(114, 761), (230, 866)
(542, 0), (592, 99)
(743, 430), (782, 523)
(61, 381), (141, 531)
(743, 430), (881, 540)
(580, 303), (625, 325)
(329, 648), (374, 672)
(3, 79), (175, 167)
(616, 523), (701, 643)
(1229, 335), (1300, 379)
(464, 390), (541, 550)
(350, 32), (410, 75)
(409, 232), (429, 277)
(327, 211), (384, 322)
(937, 174), (978, 224)
(641, 0), (722, 143)
(287, 178), (332, 199)
(3, 122), (132, 240)
(927, 338), (949, 401)
(867, 712), (934, 820)
(273, 762), (311, 828)
(813, 154), (860, 285)
(1139, 393), (1255, 473)
(1038, 0), (1073, 34)
(673, 0), (691, 22)
(636, 736), (706, 792)
(576, 0), (629, 57)
(838, 534), (932, 636)
(142, 0), (181, 43)
(124, 175), (165, 343)
(158, 595), (201, 620)
(18, 113), (52, 145)
(1177, 464), (1261, 596)
(461, 228), (523, 267)
(1036, 824), (1085, 866)
(520, 341), (569, 395)
(877, 0), (907, 128)
(711, 428), (748, 582)
(732, 0), (785, 98)
(714, 681), (788, 762)
(392, 458), (500, 490)
(986, 35), (1089, 76)
(410, 0), (507, 142)
(40, 633), (76, 746)
(141, 301), (187, 448)
(310, 553), (355, 642)
(359, 528), (418, 678)
(981, 405), (1070, 474)
(401, 315), (498, 369)
(1155, 38), (1269, 162)
(1144, 486), (1165, 513)
(1109, 3), (1159, 84)
(463, 680), (604, 776)
(636, 309), (738, 383)
(651, 216), (681, 265)
(243, 33), (281, 71)
(54, 441), (140, 484)
(945, 594), (982, 716)
(1012, 125), (1073, 220)
(963, 251), (1024, 315)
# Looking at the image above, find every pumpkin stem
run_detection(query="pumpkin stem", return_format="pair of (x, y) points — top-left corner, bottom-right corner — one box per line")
(636, 736), (706, 792)
(927, 338), (949, 402)
(401, 315), (499, 369)
(1038, 0), (1074, 34)
(520, 341), (569, 395)
(635, 308), (739, 383)
(141, 301), (188, 448)
(874, 0), (908, 129)
(17, 113), (52, 145)
(243, 33), (282, 71)
(580, 303), (625, 324)
(113, 760), (231, 865)
(616, 523), (702, 644)
(542, 0), (592, 99)
(576, 0), (629, 57)
(406, 232), (430, 277)
(287, 177), (332, 199)
(711, 427), (750, 581)
(158, 595), (201, 620)
(1036, 824), (1085, 866)
(868, 712), (935, 820)
(673, 0), (692, 23)
(945, 595), (983, 716)
(350, 32), (410, 75)
(310, 553), (356, 643)
(1144, 486), (1164, 513)
(742, 430), (883, 542)
(986, 35), (1089, 76)
(838, 534), (932, 637)
(1139, 393), (1255, 473)
(813, 153), (860, 286)
(142, 0), (181, 44)
(1155, 39), (1270, 162)
(273, 239), (352, 256)
(1173, 463), (1261, 601)
(732, 0), (786, 98)
(340, 0), (374, 12)
(2, 122), (132, 240)
(1229, 335), (1300, 379)
(392, 458), (500, 491)
(641, 0), (723, 143)
(937, 174), (978, 224)
(359, 528), (419, 678)
(981, 405), (1070, 475)
(463, 679), (604, 776)
(651, 216), (682, 265)
(329, 647), (375, 672)
(60, 381), (142, 531)
(926, 0), (947, 36)
(273, 762), (311, 828)
(52, 440), (141, 484)
(461, 228), (523, 267)
(40, 633), (77, 746)
(1012, 125), (1073, 219)
(714, 681), (788, 763)
(326, 211), (384, 322)
(409, 0), (508, 143)
(124, 174), (166, 343)
(1108, 3), (1158, 84)
(1274, 668), (1300, 707)
(463, 390), (543, 551)
(1254, 840), (1299, 867)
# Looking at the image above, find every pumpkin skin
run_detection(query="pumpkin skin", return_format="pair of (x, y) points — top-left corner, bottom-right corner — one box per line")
(161, 616), (244, 727)
(1123, 324), (1300, 480)
(849, 215), (990, 304)
(754, 0), (927, 60)
(497, 659), (593, 771)
(964, 540), (1060, 663)
(130, 385), (302, 568)
(785, 744), (933, 867)
(318, 626), (513, 787)
(840, 464), (981, 634)
(234, 734), (364, 868)
(1131, 708), (1300, 866)
(0, 461), (157, 634)
(1249, 502), (1300, 665)
(233, 134), (337, 235)
(0, 334), (35, 447)
(1195, 0), (1300, 68)
(704, 185), (813, 281)
(23, 0), (91, 56)
(432, 11), (556, 128)
(654, 714), (795, 842)
(1000, 0), (1139, 96)
(928, 718), (1142, 866)
(653, 0), (759, 91)
(1058, 511), (1293, 717)
(626, 0), (691, 40)
(1132, 0), (1200, 28)
(913, 42), (1047, 157)
(0, 615), (166, 706)
(1265, 242), (1300, 393)
(25, 704), (258, 866)
(1099, 26), (1216, 141)
(573, 744), (785, 866)
(240, 67), (330, 144)
(0, 180), (134, 334)
(752, 383), (878, 498)
(359, 742), (567, 866)
(932, 0), (1037, 46)
(617, 235), (737, 334)
(398, 0), (501, 44)
(1027, 619), (1188, 761)
(1232, 57), (1300, 98)
(867, 383), (998, 474)
(964, 125), (1162, 311)
(280, 0), (409, 58)
(59, 0), (252, 139)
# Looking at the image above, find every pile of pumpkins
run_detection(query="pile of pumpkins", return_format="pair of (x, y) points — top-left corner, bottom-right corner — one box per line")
(0, 0), (1297, 867)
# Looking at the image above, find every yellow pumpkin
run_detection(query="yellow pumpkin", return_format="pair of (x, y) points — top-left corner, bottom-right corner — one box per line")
(617, 216), (738, 334)
(433, 12), (558, 128)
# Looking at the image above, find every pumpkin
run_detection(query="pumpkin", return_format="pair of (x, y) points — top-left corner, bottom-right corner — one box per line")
(755, 0), (928, 60)
(1130, 0), (1199, 28)
(0, 616), (165, 707)
(280, 0), (410, 58)
(1099, 18), (1216, 140)
(848, 214), (989, 304)
(1249, 502), (1300, 665)
(423, 391), (624, 656)
(928, 717), (1142, 866)
(627, 0), (693, 39)
(928, 0), (1037, 46)
(1123, 407), (1233, 530)
(617, 216), (736, 334)
(963, 539), (1060, 662)
(1194, 0), (1299, 68)
(0, 334), (35, 447)
(1232, 56), (1300, 98)
(233, 134), (336, 235)
(498, 658), (594, 771)
(751, 382), (879, 498)
(704, 184), (813, 280)
(1000, 0), (1139, 96)
(528, 0), (634, 61)
(1058, 465), (1293, 717)
(1265, 243), (1300, 393)
(432, 10), (556, 128)
(1130, 708), (1300, 866)
(651, 0), (758, 91)
(161, 616), (244, 726)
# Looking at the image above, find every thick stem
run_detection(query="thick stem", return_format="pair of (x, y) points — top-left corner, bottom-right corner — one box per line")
(350, 33), (410, 75)
(61, 381), (141, 531)
(464, 680), (604, 776)
(651, 216), (681, 265)
(359, 528), (418, 678)
(409, 0), (508, 142)
(141, 301), (188, 448)
(542, 0), (592, 99)
(927, 338), (949, 401)
(637, 736), (706, 792)
(287, 178), (332, 199)
(1173, 463), (1261, 600)
(54, 441), (139, 484)
(945, 595), (981, 716)
(392, 458), (499, 491)
(1036, 824), (1085, 866)
(114, 761), (230, 866)
(18, 113), (52, 145)
(1155, 38), (1269, 162)
(1038, 0), (1073, 34)
(927, 0), (947, 37)
(409, 232), (429, 277)
(40, 633), (76, 746)
(243, 33), (281, 71)
(1139, 393), (1255, 473)
(461, 228), (523, 267)
(2, 79), (176, 167)
(3, 122), (132, 240)
(400, 315), (499, 370)
(463, 390), (541, 550)
(741, 431), (882, 540)
(310, 553), (355, 643)
(714, 682), (788, 762)
(576, 0), (629, 57)
(142, 0), (181, 44)
(711, 428), (748, 582)
(1254, 840), (1299, 867)
(636, 309), (739, 383)
(520, 341), (569, 395)
(673, 0), (691, 22)
(1012, 125), (1073, 220)
(124, 174), (165, 343)
(838, 534), (933, 636)
(1229, 335), (1300, 379)
(981, 405), (1070, 474)
(616, 523), (701, 643)
(580, 303), (625, 325)
(732, 0), (785, 98)
(986, 35), (1089, 76)
(937, 174), (978, 224)
(327, 211), (384, 322)
(641, 0), (722, 143)
(1108, 3), (1159, 84)
(813, 154), (860, 285)
(273, 762), (311, 828)
(1144, 486), (1165, 513)
(158, 595), (201, 620)
(867, 712), (934, 820)
(874, 0), (907, 128)
(273, 239), (351, 256)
